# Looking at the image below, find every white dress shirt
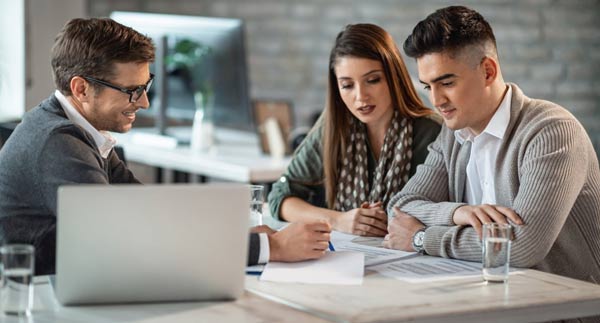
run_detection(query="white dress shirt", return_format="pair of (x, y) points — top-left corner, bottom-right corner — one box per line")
(455, 85), (512, 205)
(54, 90), (116, 158)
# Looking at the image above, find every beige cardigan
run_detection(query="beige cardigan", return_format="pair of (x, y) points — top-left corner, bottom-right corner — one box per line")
(388, 83), (600, 284)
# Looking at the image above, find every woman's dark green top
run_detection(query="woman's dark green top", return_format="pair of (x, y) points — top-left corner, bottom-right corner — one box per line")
(268, 114), (442, 220)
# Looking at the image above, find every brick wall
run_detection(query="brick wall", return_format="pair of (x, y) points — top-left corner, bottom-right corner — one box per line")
(89, 0), (600, 156)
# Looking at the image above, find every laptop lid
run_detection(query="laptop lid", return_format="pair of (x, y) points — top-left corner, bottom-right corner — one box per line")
(55, 184), (249, 305)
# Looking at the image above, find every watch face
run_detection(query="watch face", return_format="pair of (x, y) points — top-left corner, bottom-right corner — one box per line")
(416, 231), (424, 246)
(412, 230), (425, 253)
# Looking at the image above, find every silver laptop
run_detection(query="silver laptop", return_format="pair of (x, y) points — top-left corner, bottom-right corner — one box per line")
(55, 184), (250, 305)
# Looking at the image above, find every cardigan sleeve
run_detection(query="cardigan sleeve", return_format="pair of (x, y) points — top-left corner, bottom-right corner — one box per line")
(500, 119), (589, 267)
(421, 120), (591, 265)
(387, 127), (467, 226)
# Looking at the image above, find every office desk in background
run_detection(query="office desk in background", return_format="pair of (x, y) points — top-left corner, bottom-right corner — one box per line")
(112, 127), (291, 183)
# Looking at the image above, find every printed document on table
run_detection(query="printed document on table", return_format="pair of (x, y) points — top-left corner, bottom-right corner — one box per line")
(330, 231), (416, 266)
(370, 255), (483, 282)
(260, 251), (364, 285)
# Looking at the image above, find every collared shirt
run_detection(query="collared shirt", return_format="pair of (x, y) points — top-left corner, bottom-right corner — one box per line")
(455, 85), (512, 205)
(54, 90), (117, 159)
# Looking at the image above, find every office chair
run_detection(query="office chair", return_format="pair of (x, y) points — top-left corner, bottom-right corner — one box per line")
(0, 121), (20, 148)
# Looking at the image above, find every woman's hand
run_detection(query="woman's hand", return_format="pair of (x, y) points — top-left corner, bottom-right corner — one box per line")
(333, 202), (388, 236)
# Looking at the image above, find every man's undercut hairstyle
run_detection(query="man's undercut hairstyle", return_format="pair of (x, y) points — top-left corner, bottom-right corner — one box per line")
(51, 18), (155, 96)
(403, 5), (497, 62)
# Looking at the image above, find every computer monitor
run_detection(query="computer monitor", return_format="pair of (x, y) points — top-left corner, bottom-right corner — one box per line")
(110, 12), (252, 136)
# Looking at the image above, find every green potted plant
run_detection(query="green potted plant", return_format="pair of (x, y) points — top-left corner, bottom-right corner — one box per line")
(166, 38), (214, 150)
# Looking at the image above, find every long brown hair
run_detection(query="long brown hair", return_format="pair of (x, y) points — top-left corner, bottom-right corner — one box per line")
(323, 23), (432, 208)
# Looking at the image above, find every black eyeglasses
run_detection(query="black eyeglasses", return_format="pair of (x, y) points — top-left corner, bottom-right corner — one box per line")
(82, 73), (154, 103)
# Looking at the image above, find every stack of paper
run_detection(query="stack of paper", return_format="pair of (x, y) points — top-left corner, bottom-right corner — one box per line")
(260, 251), (364, 285)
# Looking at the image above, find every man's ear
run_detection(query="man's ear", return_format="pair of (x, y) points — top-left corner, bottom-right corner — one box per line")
(70, 76), (91, 103)
(481, 56), (499, 86)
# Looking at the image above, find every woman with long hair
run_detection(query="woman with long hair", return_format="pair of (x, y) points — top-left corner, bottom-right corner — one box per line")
(268, 23), (441, 236)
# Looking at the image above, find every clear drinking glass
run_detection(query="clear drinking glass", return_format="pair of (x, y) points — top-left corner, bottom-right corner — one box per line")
(1, 244), (35, 316)
(482, 223), (512, 283)
(249, 185), (264, 227)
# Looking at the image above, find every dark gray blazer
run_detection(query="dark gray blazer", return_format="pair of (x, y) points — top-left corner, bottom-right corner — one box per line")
(0, 94), (262, 274)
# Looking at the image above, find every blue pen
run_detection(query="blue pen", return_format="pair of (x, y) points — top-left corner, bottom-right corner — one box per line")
(328, 241), (335, 252)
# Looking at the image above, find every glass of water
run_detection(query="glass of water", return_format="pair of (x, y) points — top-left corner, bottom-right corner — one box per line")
(0, 244), (35, 316)
(249, 185), (264, 227)
(482, 223), (512, 283)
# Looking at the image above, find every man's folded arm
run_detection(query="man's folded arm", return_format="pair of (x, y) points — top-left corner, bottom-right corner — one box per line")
(422, 121), (589, 268)
(388, 134), (465, 226)
(507, 120), (588, 267)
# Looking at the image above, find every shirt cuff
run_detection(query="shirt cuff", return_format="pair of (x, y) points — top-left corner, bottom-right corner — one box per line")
(257, 232), (270, 264)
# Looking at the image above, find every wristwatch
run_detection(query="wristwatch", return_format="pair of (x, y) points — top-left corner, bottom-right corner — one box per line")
(412, 227), (426, 253)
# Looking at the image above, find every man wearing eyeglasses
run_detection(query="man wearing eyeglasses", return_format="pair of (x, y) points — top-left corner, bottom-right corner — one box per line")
(0, 18), (154, 275)
(0, 18), (331, 275)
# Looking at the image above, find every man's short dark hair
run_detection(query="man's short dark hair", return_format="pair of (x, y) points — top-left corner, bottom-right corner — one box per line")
(403, 6), (497, 59)
(51, 18), (155, 95)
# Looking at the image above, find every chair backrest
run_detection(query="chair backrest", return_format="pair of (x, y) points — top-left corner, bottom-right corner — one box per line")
(0, 121), (19, 149)
(252, 100), (294, 155)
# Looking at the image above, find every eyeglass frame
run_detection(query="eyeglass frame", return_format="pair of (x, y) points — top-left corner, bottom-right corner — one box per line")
(82, 73), (155, 103)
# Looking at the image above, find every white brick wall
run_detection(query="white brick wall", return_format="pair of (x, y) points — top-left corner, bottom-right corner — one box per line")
(89, 0), (600, 155)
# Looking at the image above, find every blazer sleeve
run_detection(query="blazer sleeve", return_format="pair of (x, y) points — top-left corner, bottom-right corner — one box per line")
(106, 148), (140, 184)
(0, 215), (56, 275)
(247, 233), (260, 266)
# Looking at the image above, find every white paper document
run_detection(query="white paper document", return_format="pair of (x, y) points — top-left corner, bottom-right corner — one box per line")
(330, 231), (416, 266)
(370, 255), (483, 282)
(260, 251), (364, 285)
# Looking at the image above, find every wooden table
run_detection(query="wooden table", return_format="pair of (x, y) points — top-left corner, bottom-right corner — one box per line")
(246, 268), (600, 323)
(0, 277), (329, 323)
(5, 268), (600, 322)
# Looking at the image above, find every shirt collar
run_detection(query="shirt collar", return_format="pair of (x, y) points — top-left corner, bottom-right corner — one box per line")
(54, 90), (117, 158)
(454, 85), (512, 144)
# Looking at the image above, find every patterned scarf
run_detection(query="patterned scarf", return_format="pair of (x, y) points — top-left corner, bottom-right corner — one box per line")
(334, 110), (413, 211)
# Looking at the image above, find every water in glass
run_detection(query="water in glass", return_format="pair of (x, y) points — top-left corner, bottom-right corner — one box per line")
(249, 201), (263, 226)
(482, 237), (511, 282)
(1, 268), (34, 316)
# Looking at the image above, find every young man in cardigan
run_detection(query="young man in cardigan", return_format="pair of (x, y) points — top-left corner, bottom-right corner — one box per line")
(385, 5), (600, 286)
